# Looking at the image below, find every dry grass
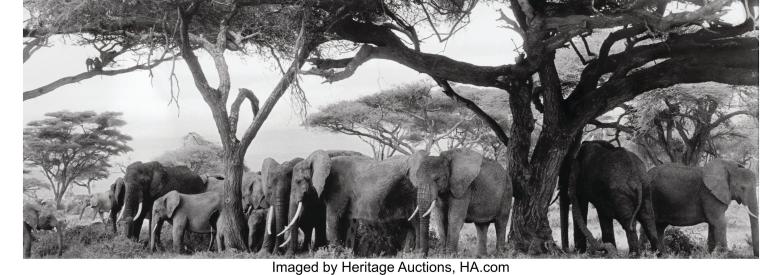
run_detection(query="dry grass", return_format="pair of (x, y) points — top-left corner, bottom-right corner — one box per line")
(27, 202), (755, 259)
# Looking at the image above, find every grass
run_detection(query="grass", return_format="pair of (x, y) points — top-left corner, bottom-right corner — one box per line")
(27, 202), (756, 259)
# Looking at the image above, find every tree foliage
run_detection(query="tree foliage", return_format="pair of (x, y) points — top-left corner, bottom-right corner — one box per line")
(307, 82), (509, 160)
(23, 111), (132, 207)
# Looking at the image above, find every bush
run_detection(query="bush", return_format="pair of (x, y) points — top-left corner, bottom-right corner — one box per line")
(664, 227), (703, 256)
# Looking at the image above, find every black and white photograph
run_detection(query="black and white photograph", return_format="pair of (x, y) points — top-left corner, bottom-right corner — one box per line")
(15, 0), (765, 264)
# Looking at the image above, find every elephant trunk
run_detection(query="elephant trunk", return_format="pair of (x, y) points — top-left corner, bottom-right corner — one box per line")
(119, 189), (142, 239)
(747, 188), (759, 256)
(273, 199), (289, 254)
(417, 185), (434, 256)
(283, 200), (303, 255)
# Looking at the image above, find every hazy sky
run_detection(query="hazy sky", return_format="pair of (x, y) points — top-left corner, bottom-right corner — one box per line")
(23, 4), (519, 193)
(22, 2), (748, 194)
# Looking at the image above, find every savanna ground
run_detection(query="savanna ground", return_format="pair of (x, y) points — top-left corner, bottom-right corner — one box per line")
(29, 201), (756, 259)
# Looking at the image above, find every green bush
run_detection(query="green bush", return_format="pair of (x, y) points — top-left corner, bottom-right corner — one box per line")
(663, 227), (703, 256)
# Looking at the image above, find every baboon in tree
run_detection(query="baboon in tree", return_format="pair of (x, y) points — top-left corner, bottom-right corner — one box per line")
(85, 58), (94, 72)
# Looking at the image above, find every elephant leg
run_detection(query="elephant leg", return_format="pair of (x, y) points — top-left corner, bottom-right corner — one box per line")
(23, 224), (32, 258)
(574, 200), (589, 253)
(445, 199), (469, 254)
(302, 228), (312, 253)
(597, 212), (616, 247)
(314, 222), (327, 249)
(172, 222), (185, 254)
(434, 201), (447, 251)
(620, 220), (640, 257)
(638, 209), (661, 253)
(131, 217), (144, 240)
(325, 206), (341, 246)
(494, 216), (508, 253)
(656, 223), (668, 255)
(475, 223), (489, 257)
(99, 212), (105, 223)
(707, 224), (716, 252)
(706, 213), (729, 253)
(403, 223), (416, 252)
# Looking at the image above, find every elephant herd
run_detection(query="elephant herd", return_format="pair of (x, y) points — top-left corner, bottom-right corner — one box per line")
(560, 141), (759, 257)
(22, 142), (758, 258)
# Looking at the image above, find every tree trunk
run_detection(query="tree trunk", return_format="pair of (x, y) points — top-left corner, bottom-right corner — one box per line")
(509, 125), (573, 254)
(216, 151), (249, 251)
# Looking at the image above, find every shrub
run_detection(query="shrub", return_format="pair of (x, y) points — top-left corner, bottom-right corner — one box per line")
(664, 227), (703, 256)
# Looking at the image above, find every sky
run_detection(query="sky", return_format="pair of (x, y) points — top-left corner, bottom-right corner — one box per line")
(23, 4), (520, 194)
(22, 2), (748, 195)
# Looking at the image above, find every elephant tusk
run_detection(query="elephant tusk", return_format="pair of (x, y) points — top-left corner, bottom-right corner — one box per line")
(422, 201), (436, 218)
(133, 202), (144, 221)
(279, 236), (291, 248)
(407, 206), (419, 221)
(53, 227), (58, 233)
(745, 206), (759, 219)
(245, 205), (254, 216)
(265, 206), (274, 235)
(277, 202), (303, 237)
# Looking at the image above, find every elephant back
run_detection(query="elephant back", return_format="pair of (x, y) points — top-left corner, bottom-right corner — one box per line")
(164, 165), (208, 195)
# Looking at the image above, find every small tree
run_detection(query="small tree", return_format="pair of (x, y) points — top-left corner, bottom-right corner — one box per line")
(23, 111), (132, 207)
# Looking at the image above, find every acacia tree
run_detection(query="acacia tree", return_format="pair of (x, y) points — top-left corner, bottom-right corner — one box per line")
(307, 82), (509, 159)
(23, 1), (180, 101)
(630, 85), (758, 166)
(300, 0), (758, 253)
(23, 111), (132, 207)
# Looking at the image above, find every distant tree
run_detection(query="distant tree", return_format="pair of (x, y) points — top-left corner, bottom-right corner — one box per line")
(306, 83), (509, 160)
(155, 132), (225, 175)
(72, 161), (111, 195)
(23, 111), (132, 207)
(630, 84), (757, 166)
(23, 177), (49, 199)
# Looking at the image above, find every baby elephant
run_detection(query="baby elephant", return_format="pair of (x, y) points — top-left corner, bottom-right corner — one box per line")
(150, 191), (222, 253)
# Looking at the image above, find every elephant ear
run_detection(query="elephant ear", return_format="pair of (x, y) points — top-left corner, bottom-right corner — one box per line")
(702, 160), (731, 205)
(307, 150), (332, 197)
(407, 150), (429, 188)
(163, 193), (181, 218)
(443, 149), (483, 198)
(23, 202), (40, 228)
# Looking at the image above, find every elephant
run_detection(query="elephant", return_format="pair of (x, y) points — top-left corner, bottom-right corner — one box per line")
(560, 140), (660, 256)
(647, 159), (758, 256)
(23, 199), (66, 258)
(201, 174), (226, 194)
(84, 189), (113, 223)
(118, 161), (208, 240)
(149, 190), (222, 253)
(107, 178), (126, 233)
(408, 149), (512, 256)
(289, 150), (419, 256)
(247, 208), (269, 253)
(257, 157), (327, 256)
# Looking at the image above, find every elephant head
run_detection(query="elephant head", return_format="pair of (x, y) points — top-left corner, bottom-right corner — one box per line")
(242, 172), (264, 216)
(408, 149), (484, 254)
(200, 174), (225, 194)
(149, 191), (181, 251)
(702, 159), (759, 255)
(23, 200), (66, 257)
(258, 157), (303, 254)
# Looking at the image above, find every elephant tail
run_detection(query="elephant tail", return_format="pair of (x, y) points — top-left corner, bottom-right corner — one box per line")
(628, 176), (643, 230)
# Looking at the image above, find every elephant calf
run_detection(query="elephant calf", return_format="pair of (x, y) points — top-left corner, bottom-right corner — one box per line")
(23, 199), (66, 258)
(85, 190), (113, 223)
(150, 191), (222, 253)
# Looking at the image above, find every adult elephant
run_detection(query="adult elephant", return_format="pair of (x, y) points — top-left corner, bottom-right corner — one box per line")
(408, 149), (512, 256)
(288, 150), (417, 256)
(648, 159), (758, 256)
(23, 199), (66, 258)
(255, 157), (308, 255)
(118, 161), (208, 240)
(561, 140), (660, 256)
